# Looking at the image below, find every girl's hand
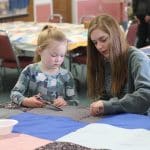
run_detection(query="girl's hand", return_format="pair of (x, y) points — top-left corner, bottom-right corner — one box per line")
(53, 97), (67, 107)
(22, 96), (45, 108)
(90, 100), (104, 116)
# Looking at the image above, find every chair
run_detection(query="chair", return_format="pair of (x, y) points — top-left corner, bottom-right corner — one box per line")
(80, 15), (95, 23)
(126, 21), (138, 46)
(0, 30), (33, 89)
(80, 15), (95, 28)
(48, 14), (63, 23)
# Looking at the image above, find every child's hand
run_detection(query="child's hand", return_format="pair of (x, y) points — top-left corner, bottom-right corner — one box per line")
(53, 97), (67, 107)
(22, 97), (45, 108)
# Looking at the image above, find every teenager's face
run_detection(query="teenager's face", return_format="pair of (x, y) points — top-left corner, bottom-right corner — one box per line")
(90, 28), (110, 59)
(39, 40), (67, 69)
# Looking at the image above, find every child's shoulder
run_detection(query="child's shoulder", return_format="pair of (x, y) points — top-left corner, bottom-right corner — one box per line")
(59, 67), (71, 75)
(59, 67), (74, 81)
(22, 63), (40, 73)
(23, 63), (37, 69)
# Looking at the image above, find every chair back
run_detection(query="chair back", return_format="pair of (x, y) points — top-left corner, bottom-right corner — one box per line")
(80, 15), (95, 29)
(0, 31), (16, 61)
(48, 14), (63, 23)
(126, 22), (138, 46)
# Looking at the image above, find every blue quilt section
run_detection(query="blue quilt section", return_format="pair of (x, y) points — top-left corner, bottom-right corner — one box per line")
(97, 113), (150, 130)
(10, 112), (87, 140)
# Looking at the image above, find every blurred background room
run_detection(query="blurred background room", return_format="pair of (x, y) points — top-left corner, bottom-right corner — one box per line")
(0, 0), (149, 105)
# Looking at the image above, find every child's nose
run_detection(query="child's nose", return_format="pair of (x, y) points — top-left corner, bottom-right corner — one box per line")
(55, 56), (61, 61)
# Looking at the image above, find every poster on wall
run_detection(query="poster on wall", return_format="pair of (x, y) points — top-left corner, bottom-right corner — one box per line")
(0, 0), (29, 17)
(9, 0), (29, 14)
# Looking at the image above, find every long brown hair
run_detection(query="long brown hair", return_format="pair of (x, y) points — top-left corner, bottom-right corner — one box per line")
(87, 14), (129, 99)
(33, 25), (67, 62)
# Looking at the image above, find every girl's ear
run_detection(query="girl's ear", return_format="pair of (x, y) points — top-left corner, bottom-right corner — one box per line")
(37, 47), (42, 55)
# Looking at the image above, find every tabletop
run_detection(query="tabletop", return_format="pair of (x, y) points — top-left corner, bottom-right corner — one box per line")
(1, 21), (88, 53)
(0, 103), (150, 150)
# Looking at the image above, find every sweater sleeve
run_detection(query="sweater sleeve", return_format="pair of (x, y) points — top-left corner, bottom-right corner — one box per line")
(103, 49), (150, 115)
(10, 66), (30, 105)
(64, 71), (79, 106)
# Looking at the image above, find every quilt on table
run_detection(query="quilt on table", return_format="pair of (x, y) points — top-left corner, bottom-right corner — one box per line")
(97, 113), (150, 129)
(9, 112), (150, 150)
(57, 123), (150, 150)
(11, 112), (87, 140)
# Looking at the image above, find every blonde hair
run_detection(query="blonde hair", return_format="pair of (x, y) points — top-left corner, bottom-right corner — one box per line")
(87, 14), (129, 98)
(33, 25), (67, 62)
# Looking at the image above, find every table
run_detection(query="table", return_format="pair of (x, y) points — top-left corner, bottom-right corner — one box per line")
(1, 21), (88, 53)
(0, 104), (150, 150)
(1, 21), (88, 70)
(1, 21), (149, 56)
(0, 105), (98, 149)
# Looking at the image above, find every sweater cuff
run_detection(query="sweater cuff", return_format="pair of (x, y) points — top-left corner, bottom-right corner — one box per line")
(103, 98), (124, 115)
(14, 96), (26, 106)
(103, 101), (114, 115)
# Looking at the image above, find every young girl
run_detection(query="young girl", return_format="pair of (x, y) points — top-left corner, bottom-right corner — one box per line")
(10, 25), (77, 108)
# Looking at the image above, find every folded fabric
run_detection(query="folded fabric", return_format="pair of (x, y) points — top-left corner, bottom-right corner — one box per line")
(10, 112), (87, 140)
(97, 113), (150, 129)
(57, 123), (150, 150)
(0, 133), (51, 150)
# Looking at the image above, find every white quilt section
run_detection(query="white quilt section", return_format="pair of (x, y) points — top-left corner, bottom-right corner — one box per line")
(57, 123), (150, 150)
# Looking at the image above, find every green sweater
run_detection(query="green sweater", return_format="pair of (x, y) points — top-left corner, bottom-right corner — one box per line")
(103, 47), (150, 115)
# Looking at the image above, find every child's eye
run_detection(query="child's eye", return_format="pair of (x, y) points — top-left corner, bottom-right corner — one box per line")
(60, 55), (65, 57)
(50, 54), (65, 57)
(51, 54), (57, 57)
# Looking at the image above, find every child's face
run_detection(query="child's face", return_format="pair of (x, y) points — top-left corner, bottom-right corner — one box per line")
(39, 40), (67, 70)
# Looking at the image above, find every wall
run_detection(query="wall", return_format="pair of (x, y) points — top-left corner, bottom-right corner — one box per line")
(102, 0), (124, 23)
(75, 0), (125, 24)
(33, 0), (125, 24)
(34, 0), (52, 22)
(77, 0), (100, 22)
